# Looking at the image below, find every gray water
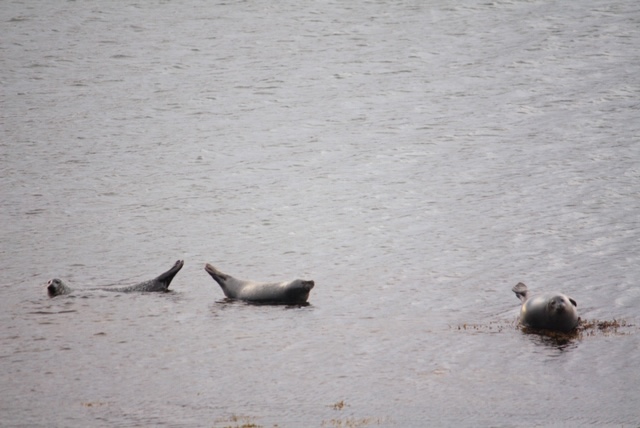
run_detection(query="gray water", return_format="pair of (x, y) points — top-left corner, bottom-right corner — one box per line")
(1, 0), (639, 426)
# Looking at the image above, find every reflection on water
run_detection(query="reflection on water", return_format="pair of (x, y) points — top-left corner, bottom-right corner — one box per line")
(519, 327), (582, 352)
(517, 318), (635, 352)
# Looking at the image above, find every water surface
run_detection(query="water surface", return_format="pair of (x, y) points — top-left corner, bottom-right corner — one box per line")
(1, 0), (639, 426)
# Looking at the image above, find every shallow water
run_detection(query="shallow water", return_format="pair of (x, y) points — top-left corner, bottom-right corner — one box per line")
(1, 0), (639, 426)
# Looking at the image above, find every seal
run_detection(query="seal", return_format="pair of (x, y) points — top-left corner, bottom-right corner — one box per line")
(204, 263), (314, 304)
(46, 278), (73, 297)
(512, 282), (579, 332)
(47, 260), (184, 297)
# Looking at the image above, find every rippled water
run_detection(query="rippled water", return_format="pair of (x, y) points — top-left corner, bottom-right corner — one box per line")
(2, 0), (639, 426)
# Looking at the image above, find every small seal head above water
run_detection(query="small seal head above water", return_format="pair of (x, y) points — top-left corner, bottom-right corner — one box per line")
(512, 282), (579, 332)
(46, 259), (184, 297)
(47, 278), (73, 297)
(204, 263), (314, 305)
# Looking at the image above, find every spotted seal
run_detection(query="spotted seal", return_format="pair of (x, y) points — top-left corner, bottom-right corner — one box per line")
(47, 260), (184, 297)
(512, 282), (579, 332)
(204, 263), (314, 304)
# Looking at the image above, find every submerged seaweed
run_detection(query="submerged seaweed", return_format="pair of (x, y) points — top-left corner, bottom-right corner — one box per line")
(454, 318), (635, 338)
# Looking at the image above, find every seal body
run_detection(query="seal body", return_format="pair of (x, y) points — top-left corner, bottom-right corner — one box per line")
(47, 260), (184, 297)
(512, 282), (579, 332)
(204, 263), (314, 304)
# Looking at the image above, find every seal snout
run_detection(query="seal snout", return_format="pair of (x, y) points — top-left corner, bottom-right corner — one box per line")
(46, 279), (63, 297)
(549, 297), (568, 314)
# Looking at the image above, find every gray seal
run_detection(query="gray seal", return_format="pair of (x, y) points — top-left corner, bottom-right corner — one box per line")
(204, 263), (314, 304)
(512, 282), (579, 332)
(47, 260), (184, 297)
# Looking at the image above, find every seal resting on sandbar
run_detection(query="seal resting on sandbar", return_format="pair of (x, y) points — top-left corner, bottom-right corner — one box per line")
(204, 263), (314, 304)
(47, 260), (184, 297)
(512, 282), (579, 332)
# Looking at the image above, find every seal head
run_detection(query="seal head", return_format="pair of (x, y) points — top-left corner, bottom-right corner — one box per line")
(47, 278), (73, 297)
(512, 282), (579, 332)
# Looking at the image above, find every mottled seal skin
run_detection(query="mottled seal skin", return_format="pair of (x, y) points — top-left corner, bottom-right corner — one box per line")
(512, 282), (579, 332)
(204, 263), (314, 305)
(47, 260), (184, 297)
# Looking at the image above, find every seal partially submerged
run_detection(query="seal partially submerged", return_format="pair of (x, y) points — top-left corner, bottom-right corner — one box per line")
(204, 263), (314, 304)
(512, 282), (579, 332)
(47, 260), (184, 297)
(46, 278), (73, 297)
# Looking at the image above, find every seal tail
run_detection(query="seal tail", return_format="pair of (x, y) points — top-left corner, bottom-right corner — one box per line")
(512, 282), (529, 302)
(204, 263), (229, 286)
(155, 259), (184, 286)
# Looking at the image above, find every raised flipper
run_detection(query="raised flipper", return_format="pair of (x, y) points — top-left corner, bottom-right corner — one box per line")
(512, 282), (529, 302)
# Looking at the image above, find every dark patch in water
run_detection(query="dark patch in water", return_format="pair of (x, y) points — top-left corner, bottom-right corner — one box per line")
(29, 310), (77, 315)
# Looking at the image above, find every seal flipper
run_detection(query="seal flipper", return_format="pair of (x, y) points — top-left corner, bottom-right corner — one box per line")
(108, 259), (185, 292)
(154, 259), (184, 288)
(512, 282), (529, 302)
(204, 263), (235, 298)
(204, 263), (229, 284)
